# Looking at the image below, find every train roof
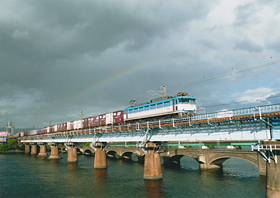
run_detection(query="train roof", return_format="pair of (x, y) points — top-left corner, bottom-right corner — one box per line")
(125, 95), (195, 110)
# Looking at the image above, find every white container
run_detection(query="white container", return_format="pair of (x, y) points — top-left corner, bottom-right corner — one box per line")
(106, 113), (113, 125)
(74, 120), (83, 129)
(53, 125), (58, 132)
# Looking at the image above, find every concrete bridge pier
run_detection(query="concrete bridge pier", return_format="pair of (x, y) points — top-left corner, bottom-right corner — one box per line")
(266, 155), (280, 198)
(257, 155), (266, 176)
(37, 143), (48, 157)
(24, 143), (30, 154)
(67, 143), (78, 163)
(30, 143), (38, 155)
(48, 143), (62, 159)
(264, 141), (280, 198)
(94, 142), (107, 169)
(143, 142), (163, 180)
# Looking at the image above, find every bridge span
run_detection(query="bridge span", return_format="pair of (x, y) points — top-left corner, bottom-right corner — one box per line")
(78, 145), (266, 175)
(19, 104), (280, 197)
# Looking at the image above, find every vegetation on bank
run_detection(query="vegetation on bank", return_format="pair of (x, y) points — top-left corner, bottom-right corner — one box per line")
(81, 142), (90, 146)
(0, 140), (90, 152)
(0, 139), (24, 152)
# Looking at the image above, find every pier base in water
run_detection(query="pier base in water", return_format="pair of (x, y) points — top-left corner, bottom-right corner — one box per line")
(48, 143), (62, 160)
(30, 143), (38, 155)
(265, 141), (280, 198)
(37, 143), (48, 157)
(143, 142), (163, 180)
(94, 142), (107, 169)
(67, 143), (78, 163)
(24, 144), (30, 154)
(267, 158), (280, 198)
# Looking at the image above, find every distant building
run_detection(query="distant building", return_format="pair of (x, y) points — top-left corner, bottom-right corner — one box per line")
(6, 121), (15, 135)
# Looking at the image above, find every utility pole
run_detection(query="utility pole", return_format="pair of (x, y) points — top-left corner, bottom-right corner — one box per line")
(162, 85), (166, 97)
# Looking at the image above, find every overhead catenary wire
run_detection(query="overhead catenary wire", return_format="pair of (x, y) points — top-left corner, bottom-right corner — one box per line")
(166, 59), (280, 88)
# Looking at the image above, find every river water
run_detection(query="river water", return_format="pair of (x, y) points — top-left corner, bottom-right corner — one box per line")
(0, 153), (266, 198)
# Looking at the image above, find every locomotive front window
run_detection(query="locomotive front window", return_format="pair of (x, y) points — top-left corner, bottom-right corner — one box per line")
(179, 99), (195, 103)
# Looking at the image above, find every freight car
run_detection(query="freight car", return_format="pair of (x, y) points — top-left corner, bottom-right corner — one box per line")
(19, 90), (196, 136)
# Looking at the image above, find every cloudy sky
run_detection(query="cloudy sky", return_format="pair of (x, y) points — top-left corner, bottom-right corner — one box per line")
(1, 0), (280, 129)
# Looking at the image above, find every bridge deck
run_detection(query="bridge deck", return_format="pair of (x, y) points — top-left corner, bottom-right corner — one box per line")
(20, 104), (280, 143)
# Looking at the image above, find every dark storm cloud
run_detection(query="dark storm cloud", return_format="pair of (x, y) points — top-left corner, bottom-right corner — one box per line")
(266, 38), (280, 52)
(234, 38), (263, 53)
(0, 0), (219, 127)
(1, 0), (280, 129)
(5, 0), (213, 57)
(197, 39), (219, 50)
(233, 3), (260, 26)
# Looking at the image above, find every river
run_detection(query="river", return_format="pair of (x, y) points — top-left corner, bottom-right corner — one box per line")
(0, 153), (266, 198)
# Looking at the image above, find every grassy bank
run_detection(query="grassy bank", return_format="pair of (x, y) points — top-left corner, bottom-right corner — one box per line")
(0, 139), (24, 152)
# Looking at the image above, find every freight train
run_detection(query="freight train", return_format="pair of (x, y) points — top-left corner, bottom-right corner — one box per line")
(16, 92), (196, 137)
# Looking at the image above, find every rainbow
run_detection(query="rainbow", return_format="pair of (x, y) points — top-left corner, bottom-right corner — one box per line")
(68, 55), (194, 104)
(68, 62), (152, 104)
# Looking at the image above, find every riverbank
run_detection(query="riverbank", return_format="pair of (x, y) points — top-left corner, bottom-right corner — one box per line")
(0, 149), (24, 154)
(0, 139), (24, 153)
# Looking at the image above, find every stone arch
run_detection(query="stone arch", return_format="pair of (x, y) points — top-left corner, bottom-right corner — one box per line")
(58, 146), (66, 153)
(162, 154), (200, 168)
(162, 151), (260, 173)
(121, 151), (133, 160)
(84, 149), (93, 155)
(162, 155), (184, 167)
(208, 153), (259, 169)
(106, 150), (119, 158)
(79, 146), (95, 155)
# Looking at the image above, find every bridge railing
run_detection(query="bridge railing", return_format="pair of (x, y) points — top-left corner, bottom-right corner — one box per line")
(19, 103), (280, 140)
(193, 104), (280, 121)
(252, 144), (280, 151)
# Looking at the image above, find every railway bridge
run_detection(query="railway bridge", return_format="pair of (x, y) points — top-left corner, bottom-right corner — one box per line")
(20, 104), (280, 197)
(78, 145), (266, 175)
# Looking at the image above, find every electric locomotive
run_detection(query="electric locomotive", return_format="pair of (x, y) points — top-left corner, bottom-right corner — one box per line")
(124, 92), (196, 122)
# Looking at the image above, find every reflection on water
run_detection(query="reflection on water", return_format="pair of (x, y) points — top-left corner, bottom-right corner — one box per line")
(199, 168), (224, 181)
(258, 175), (266, 186)
(37, 156), (47, 160)
(144, 180), (163, 198)
(50, 159), (60, 164)
(0, 154), (266, 198)
(67, 162), (78, 169)
(94, 169), (107, 181)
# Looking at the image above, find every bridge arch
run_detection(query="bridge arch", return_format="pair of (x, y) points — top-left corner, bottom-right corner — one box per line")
(163, 155), (184, 166)
(106, 150), (119, 158)
(207, 153), (259, 169)
(162, 151), (262, 174)
(84, 149), (93, 155)
(106, 147), (145, 159)
(58, 146), (66, 153)
(121, 151), (134, 160)
(78, 146), (95, 155)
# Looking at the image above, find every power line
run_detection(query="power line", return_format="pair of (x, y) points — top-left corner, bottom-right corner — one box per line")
(167, 59), (280, 88)
(201, 93), (280, 109)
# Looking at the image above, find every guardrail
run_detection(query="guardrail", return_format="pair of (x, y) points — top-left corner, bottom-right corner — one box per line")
(252, 144), (280, 151)
(194, 104), (280, 121)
